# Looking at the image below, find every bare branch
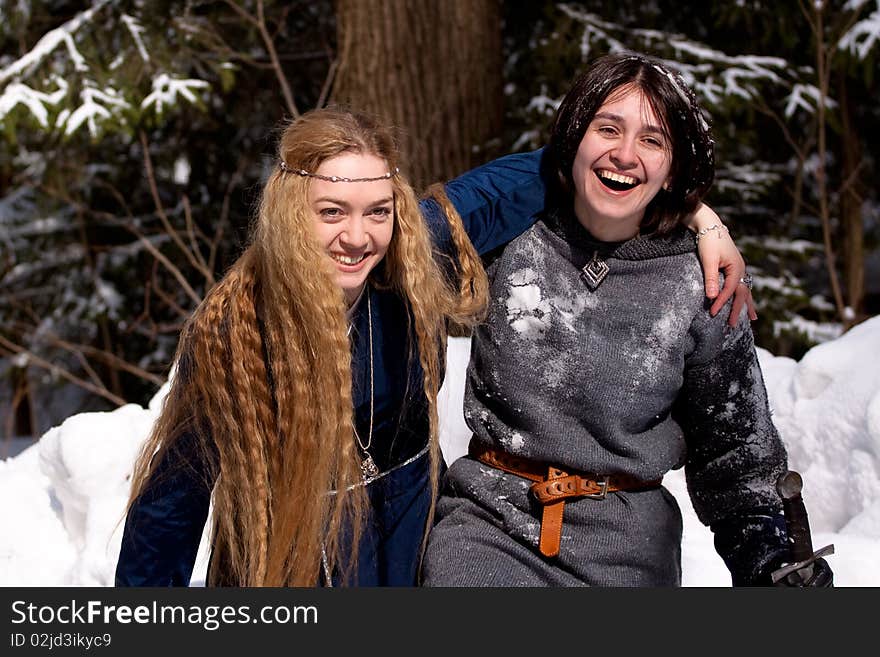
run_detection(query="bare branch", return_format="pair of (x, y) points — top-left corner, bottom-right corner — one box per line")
(222, 0), (258, 26)
(124, 275), (156, 340)
(211, 156), (249, 273)
(256, 0), (299, 117)
(93, 177), (135, 220)
(69, 139), (201, 308)
(182, 194), (212, 280)
(0, 335), (127, 407)
(317, 57), (338, 109)
(152, 277), (193, 320)
(807, 1), (848, 321)
(752, 97), (812, 160)
(838, 158), (866, 198)
(47, 336), (166, 386)
(139, 131), (215, 282)
(73, 348), (105, 388)
(217, 1), (298, 116)
(132, 223), (203, 307)
(174, 13), (267, 68)
(4, 313), (167, 388)
(798, 0), (821, 39)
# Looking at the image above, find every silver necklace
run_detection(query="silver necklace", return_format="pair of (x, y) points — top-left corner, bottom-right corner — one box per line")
(353, 290), (378, 479)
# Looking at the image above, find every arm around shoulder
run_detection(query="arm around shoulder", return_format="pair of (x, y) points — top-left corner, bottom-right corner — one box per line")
(688, 202), (756, 323)
(420, 148), (548, 256)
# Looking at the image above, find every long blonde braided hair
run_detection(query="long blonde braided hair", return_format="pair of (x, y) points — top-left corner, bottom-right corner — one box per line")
(127, 108), (487, 585)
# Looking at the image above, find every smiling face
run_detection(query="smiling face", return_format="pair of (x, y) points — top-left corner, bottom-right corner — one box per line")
(308, 152), (395, 305)
(571, 84), (672, 241)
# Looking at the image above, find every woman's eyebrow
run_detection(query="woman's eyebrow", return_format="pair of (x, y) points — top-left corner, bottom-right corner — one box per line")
(593, 111), (664, 134)
(312, 196), (350, 206)
(312, 196), (394, 206)
(312, 196), (394, 212)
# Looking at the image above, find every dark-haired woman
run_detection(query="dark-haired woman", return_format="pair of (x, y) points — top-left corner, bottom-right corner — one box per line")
(422, 52), (807, 587)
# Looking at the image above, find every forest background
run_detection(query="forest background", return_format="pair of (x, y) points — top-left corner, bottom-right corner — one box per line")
(1, 0), (878, 445)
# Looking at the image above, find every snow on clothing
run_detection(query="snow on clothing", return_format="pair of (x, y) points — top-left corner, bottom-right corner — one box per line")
(422, 208), (789, 587)
(115, 150), (548, 587)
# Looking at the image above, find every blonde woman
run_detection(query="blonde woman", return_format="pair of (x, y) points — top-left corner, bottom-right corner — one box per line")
(116, 107), (749, 586)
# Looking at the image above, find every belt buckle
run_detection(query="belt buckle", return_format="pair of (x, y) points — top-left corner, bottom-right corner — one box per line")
(584, 475), (608, 500)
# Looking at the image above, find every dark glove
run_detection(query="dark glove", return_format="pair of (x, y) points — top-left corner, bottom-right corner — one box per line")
(712, 511), (790, 586)
(772, 557), (834, 587)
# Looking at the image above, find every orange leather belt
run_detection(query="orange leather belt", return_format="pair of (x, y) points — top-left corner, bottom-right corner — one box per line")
(468, 440), (662, 558)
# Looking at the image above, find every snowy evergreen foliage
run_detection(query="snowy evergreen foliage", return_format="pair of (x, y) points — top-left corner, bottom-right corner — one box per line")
(1, 1), (878, 430)
(1, 0), (224, 432)
(0, 1), (213, 138)
(502, 0), (879, 358)
(1, 1), (336, 432)
(840, 0), (880, 58)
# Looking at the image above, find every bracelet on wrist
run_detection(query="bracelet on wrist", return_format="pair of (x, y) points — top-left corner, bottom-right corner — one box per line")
(694, 223), (730, 244)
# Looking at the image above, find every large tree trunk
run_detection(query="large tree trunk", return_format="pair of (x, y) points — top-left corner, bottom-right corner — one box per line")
(332, 0), (503, 190)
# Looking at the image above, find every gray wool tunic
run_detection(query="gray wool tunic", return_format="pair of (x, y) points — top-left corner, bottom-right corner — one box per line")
(422, 209), (789, 587)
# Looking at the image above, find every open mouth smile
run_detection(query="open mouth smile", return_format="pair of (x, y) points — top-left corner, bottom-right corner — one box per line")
(331, 253), (368, 266)
(595, 169), (640, 192)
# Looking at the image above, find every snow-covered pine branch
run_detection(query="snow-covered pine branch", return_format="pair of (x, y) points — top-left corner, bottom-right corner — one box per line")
(121, 14), (150, 63)
(0, 1), (212, 138)
(556, 3), (824, 114)
(784, 83), (836, 119)
(840, 0), (880, 59)
(0, 1), (109, 85)
(58, 82), (130, 138)
(714, 163), (783, 202)
(141, 75), (210, 118)
(0, 77), (68, 127)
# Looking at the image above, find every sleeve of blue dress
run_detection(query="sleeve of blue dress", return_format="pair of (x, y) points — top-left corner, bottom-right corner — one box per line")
(115, 431), (215, 586)
(419, 148), (547, 256)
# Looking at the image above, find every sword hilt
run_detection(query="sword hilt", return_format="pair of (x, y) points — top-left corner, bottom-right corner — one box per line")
(772, 470), (834, 586)
(777, 470), (814, 562)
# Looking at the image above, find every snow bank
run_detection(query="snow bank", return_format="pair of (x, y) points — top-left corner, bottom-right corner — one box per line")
(3, 318), (880, 586)
(758, 315), (880, 536)
(36, 403), (157, 585)
(0, 446), (75, 585)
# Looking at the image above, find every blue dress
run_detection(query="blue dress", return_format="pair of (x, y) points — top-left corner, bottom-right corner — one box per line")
(115, 150), (547, 587)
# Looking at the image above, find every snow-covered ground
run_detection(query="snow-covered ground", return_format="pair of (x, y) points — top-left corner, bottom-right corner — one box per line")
(3, 317), (880, 587)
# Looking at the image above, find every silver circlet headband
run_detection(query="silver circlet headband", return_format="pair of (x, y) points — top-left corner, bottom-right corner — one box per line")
(279, 160), (399, 183)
